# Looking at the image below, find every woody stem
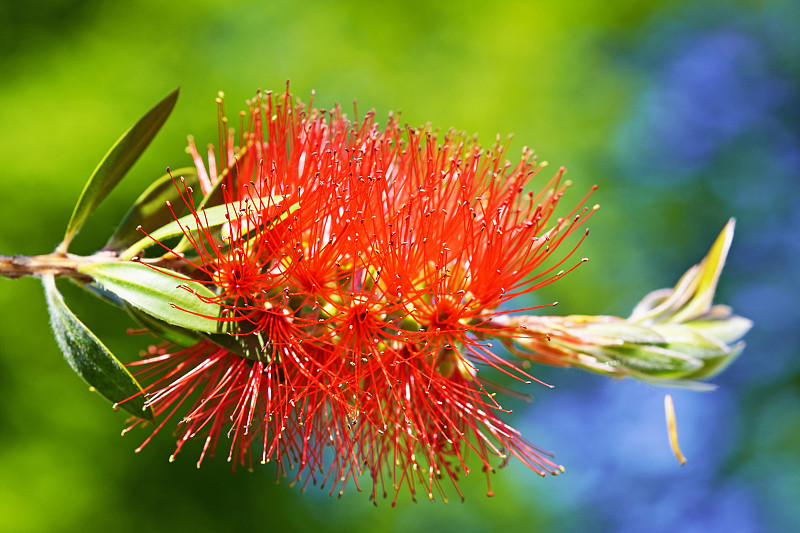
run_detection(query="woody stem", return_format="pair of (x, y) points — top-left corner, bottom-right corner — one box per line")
(0, 253), (102, 280)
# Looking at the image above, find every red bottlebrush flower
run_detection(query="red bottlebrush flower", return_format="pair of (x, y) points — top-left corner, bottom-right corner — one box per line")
(126, 86), (596, 502)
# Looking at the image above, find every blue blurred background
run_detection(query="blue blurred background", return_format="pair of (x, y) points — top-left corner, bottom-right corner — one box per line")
(0, 1), (797, 531)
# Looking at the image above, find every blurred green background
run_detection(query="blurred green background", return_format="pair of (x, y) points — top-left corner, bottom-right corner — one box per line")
(1, 0), (798, 531)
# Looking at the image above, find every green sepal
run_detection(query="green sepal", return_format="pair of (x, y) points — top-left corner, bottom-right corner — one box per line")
(582, 322), (667, 345)
(78, 261), (224, 333)
(686, 315), (753, 345)
(104, 167), (198, 251)
(601, 344), (703, 379)
(59, 89), (180, 252)
(42, 274), (153, 421)
(651, 323), (728, 357)
(680, 342), (745, 380)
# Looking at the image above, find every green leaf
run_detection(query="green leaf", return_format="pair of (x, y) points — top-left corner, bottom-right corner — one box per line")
(630, 219), (737, 325)
(104, 167), (198, 251)
(59, 89), (180, 252)
(153, 142), (245, 258)
(628, 267), (701, 323)
(126, 304), (203, 347)
(201, 331), (265, 360)
(166, 175), (226, 256)
(126, 295), (265, 357)
(42, 274), (153, 421)
(119, 196), (295, 260)
(671, 218), (736, 323)
(82, 281), (128, 309)
(78, 261), (224, 333)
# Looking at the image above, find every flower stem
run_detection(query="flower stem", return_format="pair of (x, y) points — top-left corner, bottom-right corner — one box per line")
(0, 252), (104, 280)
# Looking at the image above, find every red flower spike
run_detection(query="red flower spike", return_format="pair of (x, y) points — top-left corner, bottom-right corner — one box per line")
(125, 87), (593, 502)
(356, 347), (562, 505)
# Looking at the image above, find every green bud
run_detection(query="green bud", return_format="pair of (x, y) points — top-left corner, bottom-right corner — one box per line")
(500, 219), (750, 387)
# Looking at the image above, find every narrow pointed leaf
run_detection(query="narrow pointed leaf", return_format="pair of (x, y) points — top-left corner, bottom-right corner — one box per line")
(164, 142), (247, 256)
(122, 198), (266, 259)
(126, 291), (273, 359)
(161, 172), (225, 257)
(120, 196), (295, 260)
(128, 295), (270, 359)
(78, 261), (223, 332)
(671, 219), (736, 323)
(42, 274), (153, 420)
(128, 301), (264, 357)
(126, 304), (203, 347)
(82, 281), (128, 309)
(104, 167), (198, 251)
(629, 265), (701, 323)
(60, 89), (180, 252)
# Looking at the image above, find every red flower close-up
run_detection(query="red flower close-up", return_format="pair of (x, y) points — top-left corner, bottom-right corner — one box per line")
(123, 87), (595, 503)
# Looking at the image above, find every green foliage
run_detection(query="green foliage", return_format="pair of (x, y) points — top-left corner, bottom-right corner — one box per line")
(104, 167), (198, 251)
(125, 304), (203, 348)
(119, 195), (288, 260)
(78, 261), (223, 333)
(42, 274), (152, 421)
(126, 303), (262, 359)
(60, 89), (179, 252)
